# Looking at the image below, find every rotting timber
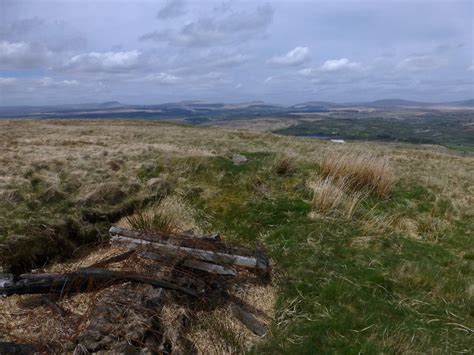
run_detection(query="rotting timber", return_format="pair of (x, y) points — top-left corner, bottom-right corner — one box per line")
(0, 226), (272, 353)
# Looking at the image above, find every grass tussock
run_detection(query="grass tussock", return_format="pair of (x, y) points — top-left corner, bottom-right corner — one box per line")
(125, 209), (177, 235)
(321, 152), (394, 197)
(309, 177), (367, 218)
(123, 195), (199, 234)
(273, 155), (296, 176)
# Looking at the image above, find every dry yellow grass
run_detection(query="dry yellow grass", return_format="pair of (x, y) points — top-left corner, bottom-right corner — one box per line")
(119, 195), (201, 234)
(0, 119), (471, 244)
(309, 177), (345, 214)
(0, 119), (473, 353)
(320, 152), (394, 197)
(309, 177), (367, 218)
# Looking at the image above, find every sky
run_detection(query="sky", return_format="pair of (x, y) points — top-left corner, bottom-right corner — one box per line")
(0, 0), (472, 105)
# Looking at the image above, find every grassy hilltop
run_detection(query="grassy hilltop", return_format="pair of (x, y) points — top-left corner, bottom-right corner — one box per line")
(0, 120), (473, 352)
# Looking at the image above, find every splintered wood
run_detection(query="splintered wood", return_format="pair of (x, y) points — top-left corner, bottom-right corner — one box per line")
(0, 227), (273, 353)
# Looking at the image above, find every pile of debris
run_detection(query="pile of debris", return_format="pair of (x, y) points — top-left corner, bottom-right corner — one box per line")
(0, 226), (273, 354)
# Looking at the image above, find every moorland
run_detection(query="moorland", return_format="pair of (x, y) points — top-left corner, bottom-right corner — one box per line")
(0, 118), (473, 352)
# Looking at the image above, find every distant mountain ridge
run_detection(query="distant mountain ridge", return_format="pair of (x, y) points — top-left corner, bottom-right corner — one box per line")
(0, 98), (472, 118)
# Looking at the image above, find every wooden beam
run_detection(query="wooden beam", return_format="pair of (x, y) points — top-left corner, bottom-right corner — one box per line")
(182, 259), (237, 276)
(232, 304), (268, 336)
(111, 235), (266, 270)
(88, 249), (136, 268)
(109, 226), (253, 256)
(0, 342), (39, 355)
(1, 268), (199, 297)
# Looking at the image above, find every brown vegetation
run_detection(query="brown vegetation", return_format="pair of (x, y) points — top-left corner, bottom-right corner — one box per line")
(320, 152), (394, 196)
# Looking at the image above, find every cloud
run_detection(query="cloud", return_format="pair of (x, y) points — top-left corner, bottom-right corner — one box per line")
(0, 77), (17, 86)
(0, 17), (86, 52)
(209, 53), (250, 67)
(142, 72), (180, 84)
(0, 17), (45, 37)
(268, 46), (310, 66)
(298, 58), (362, 77)
(140, 3), (274, 47)
(63, 50), (143, 73)
(0, 40), (53, 69)
(157, 0), (187, 19)
(320, 58), (361, 72)
(38, 77), (79, 87)
(467, 65), (474, 71)
(263, 76), (273, 84)
(135, 70), (230, 89)
(397, 55), (439, 71)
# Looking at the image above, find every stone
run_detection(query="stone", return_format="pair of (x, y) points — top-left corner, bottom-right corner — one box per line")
(146, 177), (162, 187)
(232, 154), (248, 165)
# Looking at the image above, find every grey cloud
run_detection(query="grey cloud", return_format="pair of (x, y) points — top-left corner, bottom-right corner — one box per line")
(137, 70), (230, 87)
(397, 55), (440, 72)
(157, 0), (187, 20)
(0, 17), (86, 52)
(140, 3), (274, 47)
(1, 0), (471, 105)
(211, 54), (250, 67)
(0, 40), (54, 69)
(0, 17), (45, 38)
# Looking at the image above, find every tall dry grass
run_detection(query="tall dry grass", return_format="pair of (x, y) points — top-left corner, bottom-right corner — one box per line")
(309, 177), (345, 214)
(309, 177), (367, 218)
(320, 152), (394, 197)
(123, 195), (199, 234)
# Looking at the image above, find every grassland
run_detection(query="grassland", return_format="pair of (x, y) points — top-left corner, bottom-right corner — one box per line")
(275, 109), (474, 153)
(0, 120), (473, 353)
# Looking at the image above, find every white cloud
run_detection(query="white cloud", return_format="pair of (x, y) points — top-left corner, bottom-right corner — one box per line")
(38, 77), (79, 87)
(0, 40), (52, 69)
(298, 67), (316, 77)
(320, 58), (361, 72)
(263, 76), (273, 84)
(468, 65), (474, 71)
(397, 55), (439, 71)
(142, 72), (180, 84)
(298, 58), (362, 77)
(268, 46), (310, 66)
(64, 50), (142, 72)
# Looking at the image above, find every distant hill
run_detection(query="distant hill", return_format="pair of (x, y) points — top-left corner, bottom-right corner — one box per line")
(0, 99), (472, 118)
(446, 99), (474, 107)
(359, 99), (434, 108)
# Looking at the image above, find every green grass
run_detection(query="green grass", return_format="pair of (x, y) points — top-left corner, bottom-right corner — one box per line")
(173, 153), (473, 353)
(275, 112), (474, 153)
(0, 144), (472, 352)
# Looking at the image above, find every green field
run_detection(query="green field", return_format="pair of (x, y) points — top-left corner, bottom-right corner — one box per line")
(275, 110), (474, 153)
(1, 120), (473, 352)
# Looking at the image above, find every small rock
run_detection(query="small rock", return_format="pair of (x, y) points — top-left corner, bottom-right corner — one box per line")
(232, 154), (248, 165)
(146, 177), (163, 187)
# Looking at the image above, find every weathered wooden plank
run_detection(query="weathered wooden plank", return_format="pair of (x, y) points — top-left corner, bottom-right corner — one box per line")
(182, 259), (237, 276)
(111, 235), (265, 270)
(232, 304), (268, 336)
(88, 249), (136, 268)
(109, 226), (253, 256)
(41, 295), (68, 318)
(1, 268), (199, 297)
(0, 342), (38, 355)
